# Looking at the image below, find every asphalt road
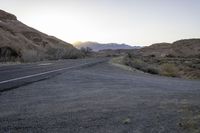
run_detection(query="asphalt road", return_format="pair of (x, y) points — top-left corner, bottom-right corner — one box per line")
(0, 58), (107, 91)
(0, 58), (200, 133)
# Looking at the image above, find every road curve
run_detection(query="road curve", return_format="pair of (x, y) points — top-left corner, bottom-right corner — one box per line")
(0, 59), (200, 133)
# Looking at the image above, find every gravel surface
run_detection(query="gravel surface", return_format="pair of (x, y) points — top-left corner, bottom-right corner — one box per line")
(0, 61), (200, 133)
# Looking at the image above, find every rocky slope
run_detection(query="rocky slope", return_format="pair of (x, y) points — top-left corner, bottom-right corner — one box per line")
(0, 10), (82, 62)
(74, 41), (140, 51)
(140, 39), (200, 57)
(119, 38), (200, 79)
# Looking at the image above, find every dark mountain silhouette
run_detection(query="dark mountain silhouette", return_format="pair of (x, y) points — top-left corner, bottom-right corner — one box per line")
(74, 41), (140, 51)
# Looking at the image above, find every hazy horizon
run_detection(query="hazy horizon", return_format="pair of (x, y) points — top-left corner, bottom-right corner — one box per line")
(1, 0), (200, 46)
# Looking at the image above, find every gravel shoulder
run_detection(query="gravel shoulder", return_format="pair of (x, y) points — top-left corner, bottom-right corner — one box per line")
(0, 61), (200, 133)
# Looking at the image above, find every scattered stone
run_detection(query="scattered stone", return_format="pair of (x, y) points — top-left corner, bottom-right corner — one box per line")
(122, 118), (131, 124)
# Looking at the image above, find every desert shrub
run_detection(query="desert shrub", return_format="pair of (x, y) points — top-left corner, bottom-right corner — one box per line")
(186, 62), (199, 69)
(149, 54), (156, 57)
(131, 59), (146, 69)
(165, 54), (175, 58)
(123, 55), (159, 74)
(46, 47), (84, 60)
(0, 46), (21, 62)
(127, 53), (133, 58)
(131, 60), (158, 74)
(80, 47), (93, 56)
(62, 48), (84, 59)
(21, 49), (44, 62)
(123, 55), (145, 69)
(146, 67), (159, 74)
(159, 63), (179, 77)
(0, 56), (20, 62)
(46, 48), (65, 60)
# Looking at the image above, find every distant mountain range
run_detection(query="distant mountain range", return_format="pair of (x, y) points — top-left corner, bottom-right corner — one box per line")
(74, 41), (141, 51)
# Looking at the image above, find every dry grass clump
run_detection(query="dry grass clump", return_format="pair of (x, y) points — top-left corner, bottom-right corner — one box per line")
(119, 53), (200, 79)
(159, 63), (179, 77)
(178, 101), (200, 133)
(0, 56), (20, 62)
(0, 46), (21, 62)
(123, 54), (159, 74)
(20, 48), (84, 63)
(0, 46), (84, 63)
(46, 48), (84, 60)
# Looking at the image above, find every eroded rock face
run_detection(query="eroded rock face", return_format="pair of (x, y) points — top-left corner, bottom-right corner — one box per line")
(22, 31), (46, 47)
(0, 10), (17, 20)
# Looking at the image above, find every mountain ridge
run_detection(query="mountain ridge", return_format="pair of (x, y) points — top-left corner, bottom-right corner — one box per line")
(140, 38), (200, 57)
(74, 41), (140, 51)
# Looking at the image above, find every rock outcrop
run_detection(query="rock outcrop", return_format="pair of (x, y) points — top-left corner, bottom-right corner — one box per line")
(0, 10), (17, 21)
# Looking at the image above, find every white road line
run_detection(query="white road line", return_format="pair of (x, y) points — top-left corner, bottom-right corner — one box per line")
(38, 63), (52, 66)
(0, 62), (96, 84)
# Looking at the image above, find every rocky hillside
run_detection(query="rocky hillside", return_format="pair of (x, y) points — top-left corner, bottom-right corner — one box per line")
(140, 39), (200, 57)
(74, 41), (140, 51)
(0, 10), (82, 62)
(118, 38), (200, 79)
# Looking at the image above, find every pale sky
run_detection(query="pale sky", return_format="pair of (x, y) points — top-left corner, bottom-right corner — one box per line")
(1, 0), (200, 46)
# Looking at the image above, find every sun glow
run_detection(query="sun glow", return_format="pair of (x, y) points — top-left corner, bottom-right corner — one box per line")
(1, 0), (200, 46)
(20, 9), (93, 43)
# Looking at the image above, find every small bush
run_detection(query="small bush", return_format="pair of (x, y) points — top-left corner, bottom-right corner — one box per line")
(146, 67), (159, 74)
(123, 56), (159, 74)
(62, 48), (84, 59)
(130, 59), (146, 69)
(149, 54), (156, 57)
(159, 63), (179, 77)
(46, 48), (64, 60)
(0, 46), (21, 62)
(121, 54), (200, 79)
(80, 47), (93, 56)
(165, 54), (175, 58)
(46, 47), (84, 60)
